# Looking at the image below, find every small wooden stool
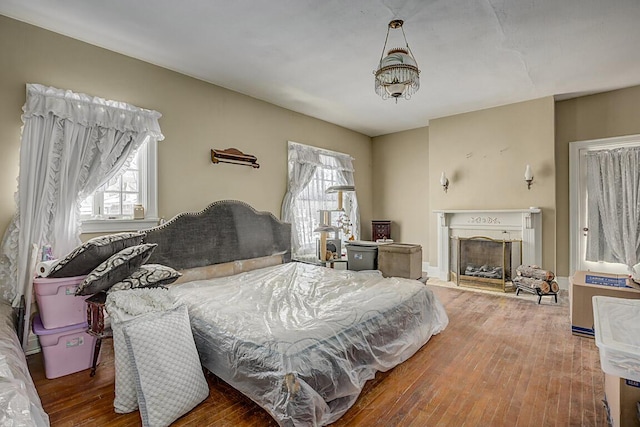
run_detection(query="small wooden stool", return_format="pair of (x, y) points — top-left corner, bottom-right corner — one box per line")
(85, 292), (112, 377)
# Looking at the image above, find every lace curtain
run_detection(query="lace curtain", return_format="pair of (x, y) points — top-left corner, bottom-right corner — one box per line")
(0, 84), (164, 346)
(281, 142), (360, 258)
(586, 147), (640, 270)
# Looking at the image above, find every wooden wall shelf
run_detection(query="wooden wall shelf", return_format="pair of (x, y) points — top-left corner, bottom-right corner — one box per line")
(211, 148), (259, 168)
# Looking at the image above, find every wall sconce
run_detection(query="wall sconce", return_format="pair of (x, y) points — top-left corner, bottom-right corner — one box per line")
(524, 164), (534, 190)
(440, 172), (449, 193)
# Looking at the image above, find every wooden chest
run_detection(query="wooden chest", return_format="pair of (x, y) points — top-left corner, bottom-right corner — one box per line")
(378, 243), (422, 280)
(372, 220), (391, 241)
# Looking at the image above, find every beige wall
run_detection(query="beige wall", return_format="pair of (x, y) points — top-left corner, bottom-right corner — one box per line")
(5, 14), (639, 278)
(371, 127), (429, 260)
(0, 16), (373, 240)
(555, 85), (640, 277)
(428, 97), (556, 270)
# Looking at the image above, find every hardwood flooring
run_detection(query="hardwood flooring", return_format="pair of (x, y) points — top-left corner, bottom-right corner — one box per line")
(28, 284), (606, 426)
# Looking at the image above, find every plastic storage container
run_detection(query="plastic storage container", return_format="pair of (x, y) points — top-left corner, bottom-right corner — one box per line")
(592, 296), (640, 382)
(346, 241), (381, 271)
(32, 314), (97, 379)
(378, 243), (422, 280)
(34, 275), (88, 329)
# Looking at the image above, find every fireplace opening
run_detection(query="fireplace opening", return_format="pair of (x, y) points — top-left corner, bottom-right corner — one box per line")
(450, 236), (522, 292)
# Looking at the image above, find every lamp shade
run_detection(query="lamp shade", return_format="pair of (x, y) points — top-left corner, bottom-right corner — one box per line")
(440, 172), (448, 186)
(524, 165), (533, 180)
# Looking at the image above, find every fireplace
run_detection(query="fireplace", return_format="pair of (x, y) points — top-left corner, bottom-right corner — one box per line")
(433, 208), (542, 282)
(450, 236), (522, 292)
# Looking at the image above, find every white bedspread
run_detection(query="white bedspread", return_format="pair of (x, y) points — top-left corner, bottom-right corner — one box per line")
(170, 262), (448, 426)
(0, 302), (49, 427)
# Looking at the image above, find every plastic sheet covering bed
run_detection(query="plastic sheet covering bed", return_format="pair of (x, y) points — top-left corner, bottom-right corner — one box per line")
(0, 302), (49, 426)
(170, 262), (448, 426)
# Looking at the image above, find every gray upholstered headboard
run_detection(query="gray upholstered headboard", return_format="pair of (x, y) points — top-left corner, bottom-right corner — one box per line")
(141, 200), (291, 271)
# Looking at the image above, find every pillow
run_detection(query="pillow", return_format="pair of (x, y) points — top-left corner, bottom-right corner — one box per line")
(122, 305), (209, 427)
(105, 288), (178, 414)
(108, 264), (182, 293)
(75, 243), (157, 296)
(49, 232), (145, 278)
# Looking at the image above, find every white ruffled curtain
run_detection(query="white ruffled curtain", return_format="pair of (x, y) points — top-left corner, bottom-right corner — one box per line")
(586, 147), (640, 270)
(281, 142), (360, 258)
(0, 84), (164, 346)
(281, 143), (320, 253)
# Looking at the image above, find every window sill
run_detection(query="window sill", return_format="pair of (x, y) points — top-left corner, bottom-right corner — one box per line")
(81, 218), (160, 234)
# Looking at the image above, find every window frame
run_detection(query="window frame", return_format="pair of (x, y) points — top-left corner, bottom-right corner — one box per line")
(81, 140), (159, 233)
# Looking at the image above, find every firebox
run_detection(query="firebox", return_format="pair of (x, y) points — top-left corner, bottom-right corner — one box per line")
(450, 236), (522, 292)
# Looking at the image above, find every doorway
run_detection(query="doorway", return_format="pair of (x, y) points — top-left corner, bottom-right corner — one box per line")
(569, 134), (640, 274)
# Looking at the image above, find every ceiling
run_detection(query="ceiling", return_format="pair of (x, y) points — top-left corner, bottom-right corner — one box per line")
(2, 0), (640, 137)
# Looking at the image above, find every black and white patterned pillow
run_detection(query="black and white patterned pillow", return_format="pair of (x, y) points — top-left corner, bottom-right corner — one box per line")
(76, 244), (157, 296)
(108, 264), (181, 293)
(49, 232), (145, 278)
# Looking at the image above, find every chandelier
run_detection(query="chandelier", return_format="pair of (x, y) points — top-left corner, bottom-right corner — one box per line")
(374, 20), (420, 101)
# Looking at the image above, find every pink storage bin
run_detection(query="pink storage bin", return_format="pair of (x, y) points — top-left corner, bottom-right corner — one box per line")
(32, 314), (99, 379)
(33, 275), (88, 329)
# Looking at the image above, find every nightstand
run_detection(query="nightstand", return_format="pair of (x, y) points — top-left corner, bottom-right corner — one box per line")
(372, 220), (391, 241)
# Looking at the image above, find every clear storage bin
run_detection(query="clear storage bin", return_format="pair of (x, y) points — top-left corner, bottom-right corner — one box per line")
(593, 296), (640, 382)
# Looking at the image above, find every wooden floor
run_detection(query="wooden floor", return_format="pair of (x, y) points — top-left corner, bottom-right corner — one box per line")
(28, 284), (606, 426)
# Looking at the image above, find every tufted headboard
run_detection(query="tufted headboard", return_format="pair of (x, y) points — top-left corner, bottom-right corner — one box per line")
(141, 200), (291, 271)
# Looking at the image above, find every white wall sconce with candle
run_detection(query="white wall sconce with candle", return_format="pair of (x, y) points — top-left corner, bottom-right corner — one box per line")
(440, 172), (449, 193)
(524, 165), (534, 190)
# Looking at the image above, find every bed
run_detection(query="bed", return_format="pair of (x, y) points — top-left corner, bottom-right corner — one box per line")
(0, 301), (49, 426)
(142, 200), (448, 426)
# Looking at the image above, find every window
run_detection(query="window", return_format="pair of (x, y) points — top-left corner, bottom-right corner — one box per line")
(283, 142), (360, 259)
(295, 156), (355, 252)
(80, 140), (158, 233)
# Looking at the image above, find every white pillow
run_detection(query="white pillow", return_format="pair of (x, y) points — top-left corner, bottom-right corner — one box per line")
(122, 305), (209, 427)
(106, 288), (178, 414)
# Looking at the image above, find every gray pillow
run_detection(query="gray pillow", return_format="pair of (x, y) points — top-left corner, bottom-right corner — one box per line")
(123, 305), (209, 427)
(108, 264), (181, 293)
(49, 232), (145, 278)
(76, 244), (157, 296)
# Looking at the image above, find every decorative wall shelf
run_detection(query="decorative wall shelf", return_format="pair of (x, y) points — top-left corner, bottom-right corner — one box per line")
(211, 148), (259, 168)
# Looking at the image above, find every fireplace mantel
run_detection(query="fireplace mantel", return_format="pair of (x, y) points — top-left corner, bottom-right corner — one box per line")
(433, 208), (542, 281)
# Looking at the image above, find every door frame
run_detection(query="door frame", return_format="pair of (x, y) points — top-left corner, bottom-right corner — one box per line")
(569, 134), (640, 274)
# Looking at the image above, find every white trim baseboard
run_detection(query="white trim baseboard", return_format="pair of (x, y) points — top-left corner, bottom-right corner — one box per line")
(425, 262), (446, 280)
